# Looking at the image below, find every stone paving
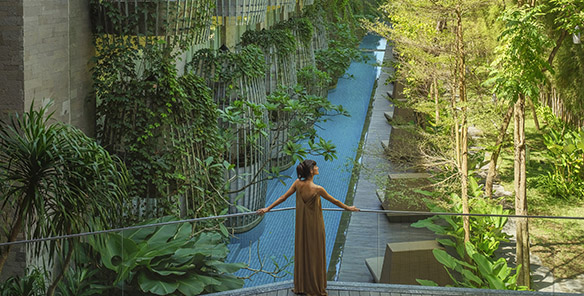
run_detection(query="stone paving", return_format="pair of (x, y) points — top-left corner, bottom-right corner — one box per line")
(335, 42), (437, 283)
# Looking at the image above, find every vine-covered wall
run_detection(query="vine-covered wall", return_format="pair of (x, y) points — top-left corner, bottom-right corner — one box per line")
(241, 28), (299, 94)
(90, 0), (229, 225)
(275, 17), (316, 70)
(89, 0), (364, 231)
(189, 46), (270, 231)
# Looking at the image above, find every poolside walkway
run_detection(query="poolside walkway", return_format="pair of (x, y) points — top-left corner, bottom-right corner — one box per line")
(336, 43), (436, 282)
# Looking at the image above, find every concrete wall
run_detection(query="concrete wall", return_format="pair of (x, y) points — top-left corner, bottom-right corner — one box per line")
(0, 0), (95, 280)
(23, 0), (95, 135)
(0, 0), (25, 120)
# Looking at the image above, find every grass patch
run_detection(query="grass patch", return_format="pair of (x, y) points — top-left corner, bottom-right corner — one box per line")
(497, 118), (584, 280)
(382, 178), (432, 211)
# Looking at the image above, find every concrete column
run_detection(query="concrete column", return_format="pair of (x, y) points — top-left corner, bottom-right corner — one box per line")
(0, 0), (25, 121)
(221, 22), (238, 49)
(0, 0), (95, 279)
(22, 0), (95, 135)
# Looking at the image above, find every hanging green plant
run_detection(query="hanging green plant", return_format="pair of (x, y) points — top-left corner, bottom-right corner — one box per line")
(274, 17), (314, 47)
(93, 43), (228, 223)
(89, 0), (214, 50)
(297, 65), (332, 95)
(189, 45), (265, 84)
(241, 28), (296, 56)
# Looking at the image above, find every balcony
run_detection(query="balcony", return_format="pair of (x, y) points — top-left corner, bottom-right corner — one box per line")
(215, 0), (269, 26)
(1, 209), (582, 295)
(206, 280), (581, 296)
(90, 0), (214, 44)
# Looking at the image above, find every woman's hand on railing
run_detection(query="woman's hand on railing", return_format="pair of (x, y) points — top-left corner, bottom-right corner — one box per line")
(346, 206), (359, 212)
(256, 208), (269, 215)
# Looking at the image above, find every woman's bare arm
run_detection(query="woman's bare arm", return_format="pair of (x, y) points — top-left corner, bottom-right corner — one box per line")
(318, 186), (359, 211)
(257, 180), (298, 215)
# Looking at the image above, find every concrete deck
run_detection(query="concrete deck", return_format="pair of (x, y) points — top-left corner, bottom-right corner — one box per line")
(206, 280), (582, 296)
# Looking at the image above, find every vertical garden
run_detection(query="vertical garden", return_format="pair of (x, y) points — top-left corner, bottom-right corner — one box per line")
(0, 0), (376, 294)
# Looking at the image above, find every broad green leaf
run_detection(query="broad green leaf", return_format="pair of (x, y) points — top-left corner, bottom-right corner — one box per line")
(219, 223), (229, 237)
(210, 275), (244, 292)
(137, 272), (179, 295)
(461, 269), (483, 286)
(176, 276), (205, 295)
(472, 252), (494, 277)
(432, 249), (457, 270)
(89, 233), (138, 271)
(416, 279), (439, 286)
(174, 223), (192, 240)
(149, 269), (187, 276)
(437, 238), (456, 247)
(484, 274), (506, 290)
(147, 223), (180, 247)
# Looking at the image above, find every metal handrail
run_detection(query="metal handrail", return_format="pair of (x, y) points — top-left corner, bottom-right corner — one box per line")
(1, 207), (583, 247)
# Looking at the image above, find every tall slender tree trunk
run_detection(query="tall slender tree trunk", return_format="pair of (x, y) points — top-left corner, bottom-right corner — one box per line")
(434, 76), (440, 124)
(451, 85), (461, 169)
(529, 98), (540, 131)
(485, 104), (514, 198)
(456, 2), (470, 243)
(514, 94), (530, 288)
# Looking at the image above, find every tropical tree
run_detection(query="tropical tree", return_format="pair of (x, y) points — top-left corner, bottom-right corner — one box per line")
(0, 103), (128, 295)
(484, 0), (584, 197)
(486, 5), (553, 287)
(363, 0), (497, 243)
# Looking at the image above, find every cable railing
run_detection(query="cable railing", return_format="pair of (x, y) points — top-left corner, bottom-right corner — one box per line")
(1, 208), (583, 248)
(1, 208), (583, 295)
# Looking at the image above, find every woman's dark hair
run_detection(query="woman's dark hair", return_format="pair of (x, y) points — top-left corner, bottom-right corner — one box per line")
(296, 159), (317, 180)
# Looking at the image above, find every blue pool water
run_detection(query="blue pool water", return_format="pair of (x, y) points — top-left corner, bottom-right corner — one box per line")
(226, 34), (386, 287)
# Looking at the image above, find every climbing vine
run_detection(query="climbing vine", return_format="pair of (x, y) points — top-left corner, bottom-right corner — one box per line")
(274, 17), (315, 47)
(241, 29), (297, 56)
(315, 23), (361, 86)
(93, 44), (228, 222)
(297, 65), (332, 96)
(90, 0), (228, 223)
(90, 0), (214, 50)
(189, 45), (265, 85)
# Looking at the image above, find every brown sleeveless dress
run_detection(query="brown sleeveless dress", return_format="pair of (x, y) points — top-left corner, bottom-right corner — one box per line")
(294, 187), (328, 296)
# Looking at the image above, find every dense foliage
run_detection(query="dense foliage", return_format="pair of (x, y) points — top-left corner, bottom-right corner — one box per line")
(538, 106), (584, 199)
(83, 217), (245, 295)
(92, 0), (230, 222)
(413, 178), (525, 290)
(297, 65), (332, 96)
(274, 17), (315, 46)
(315, 23), (362, 86)
(94, 44), (228, 221)
(241, 29), (297, 56)
(363, 0), (584, 288)
(0, 104), (128, 294)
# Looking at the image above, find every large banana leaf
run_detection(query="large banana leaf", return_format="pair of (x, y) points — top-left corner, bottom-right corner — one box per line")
(89, 216), (246, 295)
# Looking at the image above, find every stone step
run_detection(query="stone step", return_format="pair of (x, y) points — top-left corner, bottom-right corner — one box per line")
(383, 111), (393, 122)
(387, 173), (431, 180)
(380, 140), (389, 151)
(376, 189), (385, 203)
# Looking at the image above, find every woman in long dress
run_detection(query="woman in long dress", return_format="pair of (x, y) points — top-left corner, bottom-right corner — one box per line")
(257, 159), (359, 296)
